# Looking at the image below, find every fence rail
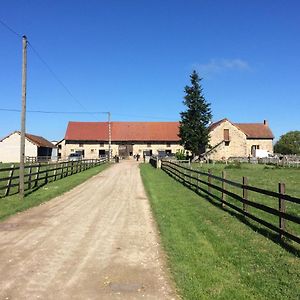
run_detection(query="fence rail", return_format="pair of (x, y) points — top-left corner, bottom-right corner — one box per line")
(160, 160), (300, 244)
(0, 158), (107, 198)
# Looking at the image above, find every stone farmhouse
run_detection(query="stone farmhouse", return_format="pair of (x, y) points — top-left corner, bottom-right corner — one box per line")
(0, 131), (56, 163)
(58, 120), (274, 160)
(207, 119), (274, 160)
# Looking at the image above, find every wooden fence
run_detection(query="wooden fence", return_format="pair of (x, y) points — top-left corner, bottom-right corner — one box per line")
(0, 158), (107, 198)
(161, 160), (300, 244)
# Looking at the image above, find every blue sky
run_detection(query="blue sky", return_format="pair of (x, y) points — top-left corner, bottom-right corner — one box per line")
(0, 0), (299, 141)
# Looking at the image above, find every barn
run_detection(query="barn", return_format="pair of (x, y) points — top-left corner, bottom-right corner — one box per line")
(0, 131), (56, 163)
(57, 119), (274, 160)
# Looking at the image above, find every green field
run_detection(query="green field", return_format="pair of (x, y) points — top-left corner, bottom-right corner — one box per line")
(140, 164), (300, 300)
(0, 163), (108, 221)
(181, 162), (300, 239)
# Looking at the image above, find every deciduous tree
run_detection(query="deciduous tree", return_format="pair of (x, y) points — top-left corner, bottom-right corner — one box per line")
(274, 131), (300, 154)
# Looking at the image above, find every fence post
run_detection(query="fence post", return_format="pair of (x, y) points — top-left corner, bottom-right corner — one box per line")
(278, 182), (286, 240)
(28, 165), (33, 190)
(54, 163), (57, 181)
(34, 163), (41, 188)
(208, 169), (212, 194)
(61, 162), (64, 179)
(66, 162), (70, 176)
(222, 171), (226, 208)
(71, 161), (74, 175)
(5, 164), (15, 197)
(242, 176), (248, 215)
(45, 167), (48, 184)
(197, 172), (199, 192)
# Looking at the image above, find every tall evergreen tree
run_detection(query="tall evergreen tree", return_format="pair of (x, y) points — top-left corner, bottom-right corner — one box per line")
(179, 70), (212, 157)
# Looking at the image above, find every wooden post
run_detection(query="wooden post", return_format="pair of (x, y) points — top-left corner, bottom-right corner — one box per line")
(71, 161), (74, 175)
(208, 169), (212, 194)
(28, 165), (32, 190)
(242, 176), (248, 215)
(19, 35), (28, 199)
(5, 164), (15, 197)
(66, 162), (69, 176)
(197, 172), (199, 192)
(45, 167), (48, 184)
(53, 163), (57, 181)
(34, 163), (41, 188)
(61, 163), (64, 179)
(222, 171), (226, 208)
(278, 183), (286, 240)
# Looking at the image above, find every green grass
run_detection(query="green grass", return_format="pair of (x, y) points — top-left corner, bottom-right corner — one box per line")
(0, 163), (109, 221)
(191, 162), (300, 197)
(140, 164), (300, 300)
(188, 162), (300, 239)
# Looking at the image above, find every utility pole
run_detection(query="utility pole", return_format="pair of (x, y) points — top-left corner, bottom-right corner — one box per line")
(19, 35), (27, 199)
(108, 112), (112, 161)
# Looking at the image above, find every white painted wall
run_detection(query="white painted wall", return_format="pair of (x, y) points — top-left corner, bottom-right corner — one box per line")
(0, 132), (37, 163)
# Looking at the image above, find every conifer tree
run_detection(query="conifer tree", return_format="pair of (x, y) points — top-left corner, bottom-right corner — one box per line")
(179, 70), (212, 157)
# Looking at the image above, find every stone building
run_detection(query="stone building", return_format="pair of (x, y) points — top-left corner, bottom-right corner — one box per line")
(206, 119), (274, 160)
(57, 119), (274, 160)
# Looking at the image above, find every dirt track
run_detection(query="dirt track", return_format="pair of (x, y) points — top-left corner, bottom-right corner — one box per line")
(0, 161), (177, 300)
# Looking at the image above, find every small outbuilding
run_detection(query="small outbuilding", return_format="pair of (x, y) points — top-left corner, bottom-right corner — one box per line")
(0, 131), (56, 163)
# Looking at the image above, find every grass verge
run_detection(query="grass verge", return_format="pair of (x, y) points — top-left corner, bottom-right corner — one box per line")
(0, 163), (109, 221)
(140, 164), (300, 300)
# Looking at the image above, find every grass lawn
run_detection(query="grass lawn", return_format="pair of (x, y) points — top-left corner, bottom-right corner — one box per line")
(188, 163), (300, 239)
(0, 163), (109, 221)
(140, 164), (300, 300)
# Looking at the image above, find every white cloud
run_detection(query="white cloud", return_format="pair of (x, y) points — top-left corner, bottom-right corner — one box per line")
(194, 58), (250, 76)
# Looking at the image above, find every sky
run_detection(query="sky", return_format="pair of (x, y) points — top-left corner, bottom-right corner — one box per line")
(0, 0), (299, 141)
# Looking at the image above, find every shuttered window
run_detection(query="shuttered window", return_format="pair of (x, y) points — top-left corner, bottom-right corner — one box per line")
(224, 129), (230, 141)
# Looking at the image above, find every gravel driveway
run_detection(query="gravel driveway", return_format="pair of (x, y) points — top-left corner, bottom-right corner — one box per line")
(0, 161), (178, 300)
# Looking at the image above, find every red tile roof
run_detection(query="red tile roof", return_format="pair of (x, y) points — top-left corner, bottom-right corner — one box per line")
(209, 119), (274, 139)
(0, 131), (55, 148)
(65, 121), (181, 141)
(25, 133), (56, 148)
(64, 119), (274, 142)
(235, 123), (274, 139)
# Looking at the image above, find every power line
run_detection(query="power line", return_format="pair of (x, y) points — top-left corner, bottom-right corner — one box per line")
(0, 108), (109, 115)
(27, 41), (93, 115)
(0, 108), (177, 120)
(0, 18), (22, 38)
(0, 18), (97, 118)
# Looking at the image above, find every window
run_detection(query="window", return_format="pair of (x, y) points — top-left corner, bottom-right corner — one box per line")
(166, 143), (171, 148)
(224, 129), (230, 141)
(91, 149), (94, 153)
(147, 143), (151, 148)
(58, 145), (62, 149)
(99, 143), (104, 147)
(71, 149), (74, 152)
(79, 143), (83, 147)
(225, 141), (230, 146)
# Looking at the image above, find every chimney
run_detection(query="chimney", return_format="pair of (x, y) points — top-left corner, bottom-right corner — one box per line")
(263, 120), (268, 126)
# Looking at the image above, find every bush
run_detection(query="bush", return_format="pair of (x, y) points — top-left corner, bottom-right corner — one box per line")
(175, 150), (186, 160)
(225, 161), (242, 169)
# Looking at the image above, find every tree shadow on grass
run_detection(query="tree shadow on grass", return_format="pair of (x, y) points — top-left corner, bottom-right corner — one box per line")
(164, 169), (300, 257)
